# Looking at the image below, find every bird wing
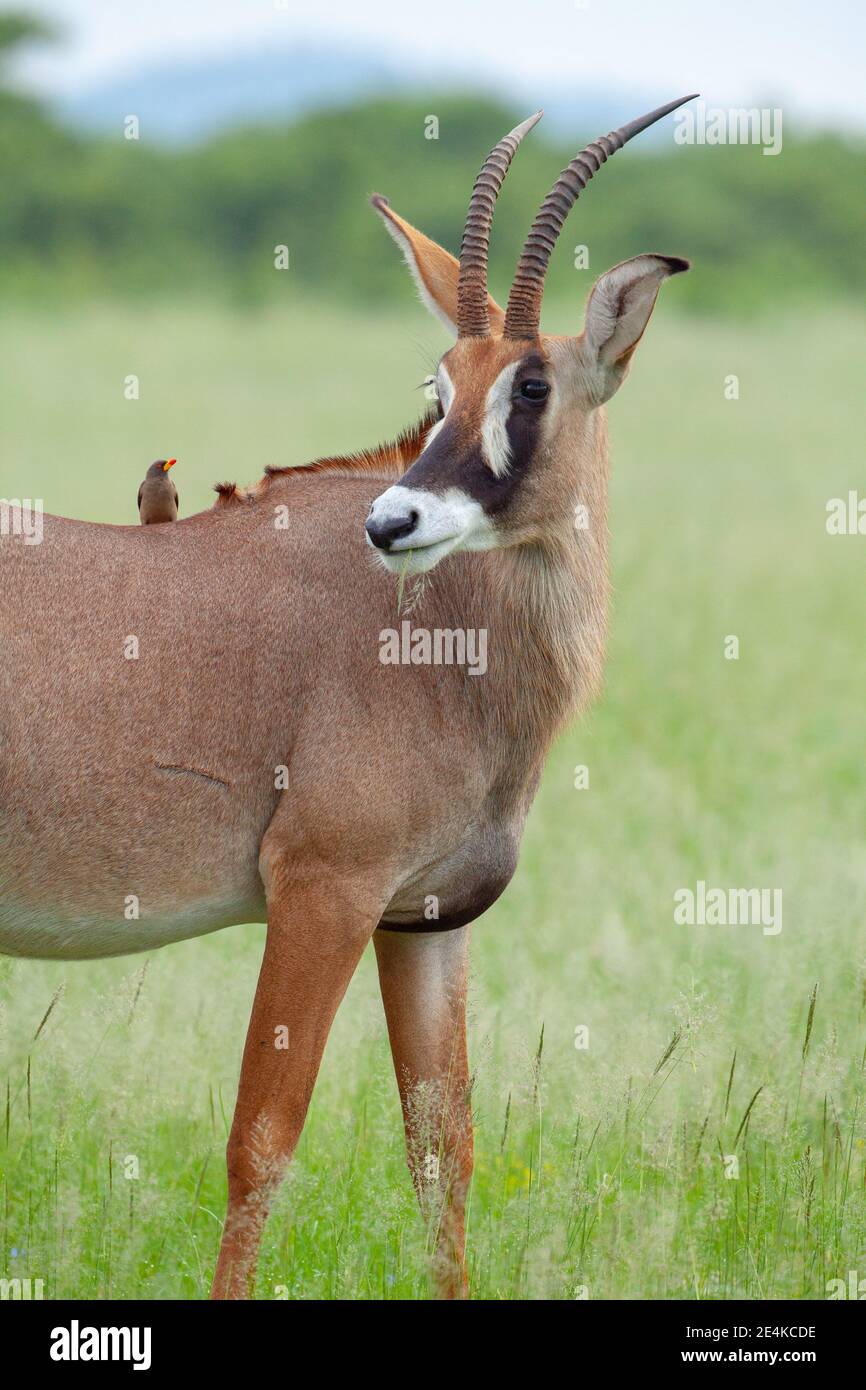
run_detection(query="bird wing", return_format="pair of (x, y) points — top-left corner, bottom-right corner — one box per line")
(137, 484), (143, 510)
(172, 483), (179, 510)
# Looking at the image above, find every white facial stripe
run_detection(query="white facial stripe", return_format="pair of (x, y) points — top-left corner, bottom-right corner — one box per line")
(481, 362), (518, 477)
(421, 365), (453, 452)
(437, 365), (455, 415)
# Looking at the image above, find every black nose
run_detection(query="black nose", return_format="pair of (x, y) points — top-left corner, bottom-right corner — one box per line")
(365, 509), (419, 551)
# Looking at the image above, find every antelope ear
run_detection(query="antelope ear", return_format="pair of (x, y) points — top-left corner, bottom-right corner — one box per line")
(371, 195), (505, 337)
(581, 254), (689, 396)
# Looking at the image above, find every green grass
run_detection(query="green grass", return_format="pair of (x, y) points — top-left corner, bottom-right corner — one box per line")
(1, 299), (865, 1299)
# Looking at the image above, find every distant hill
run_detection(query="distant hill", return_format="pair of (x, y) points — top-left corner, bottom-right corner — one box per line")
(53, 41), (404, 143)
(51, 39), (662, 146)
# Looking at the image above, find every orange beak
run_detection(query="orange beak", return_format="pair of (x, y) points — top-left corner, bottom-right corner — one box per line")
(164, 459), (176, 471)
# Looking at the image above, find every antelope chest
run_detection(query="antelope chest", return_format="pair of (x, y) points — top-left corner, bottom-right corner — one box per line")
(379, 820), (521, 933)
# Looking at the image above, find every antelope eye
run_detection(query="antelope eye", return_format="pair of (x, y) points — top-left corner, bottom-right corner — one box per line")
(519, 379), (549, 402)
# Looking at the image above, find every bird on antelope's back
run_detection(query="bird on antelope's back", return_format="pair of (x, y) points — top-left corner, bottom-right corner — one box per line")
(138, 459), (178, 524)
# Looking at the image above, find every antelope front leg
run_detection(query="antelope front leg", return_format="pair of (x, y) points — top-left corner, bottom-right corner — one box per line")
(374, 925), (473, 1299)
(211, 867), (381, 1300)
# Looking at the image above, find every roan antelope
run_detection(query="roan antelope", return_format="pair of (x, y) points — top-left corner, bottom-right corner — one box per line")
(0, 95), (695, 1299)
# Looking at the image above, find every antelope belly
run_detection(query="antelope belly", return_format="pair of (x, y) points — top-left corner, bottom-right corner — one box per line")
(0, 890), (261, 960)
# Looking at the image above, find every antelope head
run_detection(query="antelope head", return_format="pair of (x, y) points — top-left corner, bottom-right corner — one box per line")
(366, 96), (696, 574)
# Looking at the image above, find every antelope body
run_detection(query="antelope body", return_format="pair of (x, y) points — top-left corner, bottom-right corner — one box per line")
(0, 97), (694, 1297)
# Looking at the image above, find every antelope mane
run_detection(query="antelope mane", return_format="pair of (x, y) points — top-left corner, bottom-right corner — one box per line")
(212, 407), (440, 506)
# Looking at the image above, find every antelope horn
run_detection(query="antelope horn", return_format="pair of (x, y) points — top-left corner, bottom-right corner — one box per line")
(457, 110), (543, 338)
(503, 94), (699, 340)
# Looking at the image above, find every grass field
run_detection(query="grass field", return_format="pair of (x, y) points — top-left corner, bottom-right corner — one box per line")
(1, 298), (865, 1300)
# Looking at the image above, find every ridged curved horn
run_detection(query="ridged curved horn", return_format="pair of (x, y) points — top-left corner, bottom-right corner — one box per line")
(457, 110), (543, 338)
(503, 94), (698, 340)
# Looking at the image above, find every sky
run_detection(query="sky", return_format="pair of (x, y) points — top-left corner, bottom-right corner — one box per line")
(9, 0), (866, 129)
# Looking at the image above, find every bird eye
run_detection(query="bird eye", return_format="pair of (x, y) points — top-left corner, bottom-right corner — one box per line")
(519, 379), (549, 402)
